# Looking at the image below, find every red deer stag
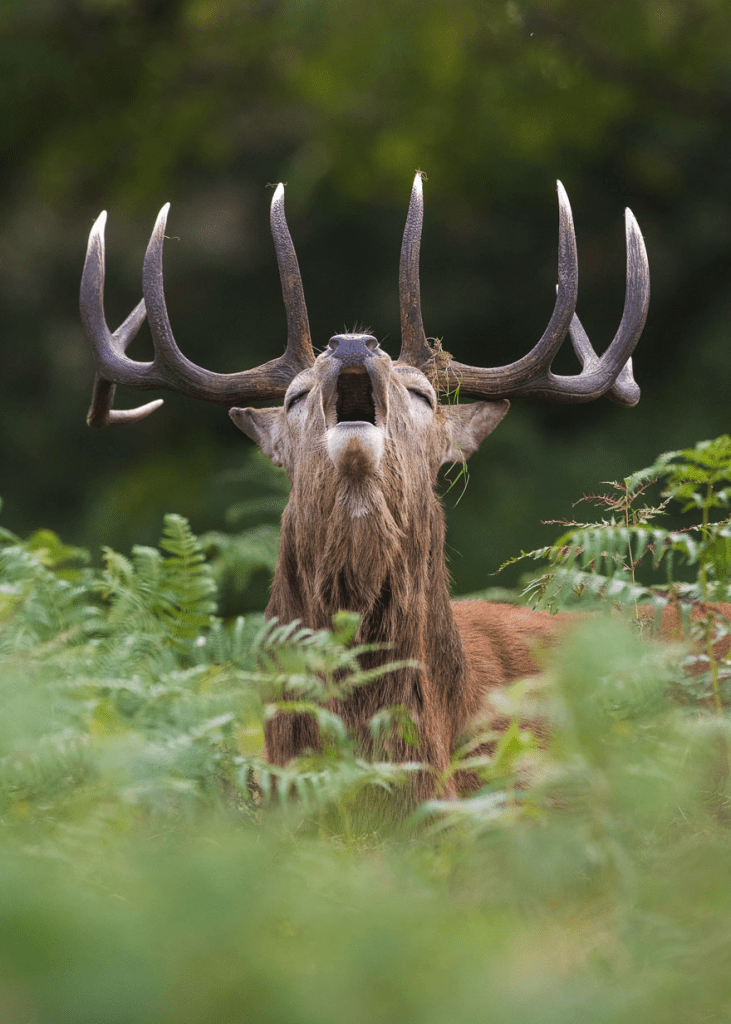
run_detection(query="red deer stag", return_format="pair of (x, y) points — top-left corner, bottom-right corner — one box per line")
(81, 174), (651, 800)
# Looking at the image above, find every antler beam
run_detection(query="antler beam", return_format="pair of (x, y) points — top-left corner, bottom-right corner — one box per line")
(80, 187), (314, 426)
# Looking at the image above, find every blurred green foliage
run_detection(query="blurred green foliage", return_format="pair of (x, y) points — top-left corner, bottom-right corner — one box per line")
(1, 0), (730, 596)
(1, 433), (731, 1022)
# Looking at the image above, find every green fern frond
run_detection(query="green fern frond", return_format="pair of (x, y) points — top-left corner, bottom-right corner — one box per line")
(158, 514), (218, 650)
(200, 525), (280, 595)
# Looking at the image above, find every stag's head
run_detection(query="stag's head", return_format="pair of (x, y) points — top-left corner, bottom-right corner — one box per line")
(80, 174), (649, 525)
(229, 324), (510, 524)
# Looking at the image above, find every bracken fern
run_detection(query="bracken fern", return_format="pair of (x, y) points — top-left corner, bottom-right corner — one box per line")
(2, 444), (731, 1022)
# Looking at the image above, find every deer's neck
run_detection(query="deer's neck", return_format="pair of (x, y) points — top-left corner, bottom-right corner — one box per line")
(264, 469), (472, 798)
(267, 474), (469, 718)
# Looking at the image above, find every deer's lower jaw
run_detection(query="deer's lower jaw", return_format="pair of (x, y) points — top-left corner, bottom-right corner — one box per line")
(326, 422), (384, 478)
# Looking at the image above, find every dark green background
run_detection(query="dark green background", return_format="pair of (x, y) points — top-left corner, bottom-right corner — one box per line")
(1, 0), (729, 598)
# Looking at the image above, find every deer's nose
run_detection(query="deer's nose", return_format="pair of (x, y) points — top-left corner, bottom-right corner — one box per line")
(327, 333), (381, 367)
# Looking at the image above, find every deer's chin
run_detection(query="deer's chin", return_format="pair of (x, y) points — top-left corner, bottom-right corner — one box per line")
(326, 422), (384, 479)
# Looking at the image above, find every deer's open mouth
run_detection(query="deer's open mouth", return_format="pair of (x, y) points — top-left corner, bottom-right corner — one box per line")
(326, 367), (384, 477)
(334, 368), (377, 426)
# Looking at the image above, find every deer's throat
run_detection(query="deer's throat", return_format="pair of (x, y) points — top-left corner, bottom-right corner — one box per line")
(267, 488), (470, 773)
(271, 486), (462, 663)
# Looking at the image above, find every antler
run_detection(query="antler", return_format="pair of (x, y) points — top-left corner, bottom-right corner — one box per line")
(398, 175), (649, 407)
(80, 185), (314, 426)
(399, 173), (435, 367)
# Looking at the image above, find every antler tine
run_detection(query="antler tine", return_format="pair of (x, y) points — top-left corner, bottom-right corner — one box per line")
(141, 202), (214, 392)
(545, 206), (648, 405)
(568, 313), (641, 408)
(141, 201), (313, 401)
(269, 184), (315, 373)
(86, 375), (165, 427)
(434, 186), (649, 404)
(398, 172), (435, 366)
(81, 210), (164, 427)
(519, 180), (581, 375)
(430, 181), (579, 394)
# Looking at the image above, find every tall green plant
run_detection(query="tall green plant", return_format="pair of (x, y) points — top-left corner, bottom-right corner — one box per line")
(504, 436), (731, 710)
(0, 505), (427, 842)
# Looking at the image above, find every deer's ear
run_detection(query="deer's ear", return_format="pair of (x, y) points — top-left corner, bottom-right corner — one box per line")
(229, 407), (286, 467)
(441, 400), (510, 465)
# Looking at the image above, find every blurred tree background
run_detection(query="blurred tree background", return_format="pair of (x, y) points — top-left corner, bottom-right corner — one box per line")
(1, 0), (729, 601)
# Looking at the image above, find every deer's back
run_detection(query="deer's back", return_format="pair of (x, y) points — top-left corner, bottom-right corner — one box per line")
(454, 599), (731, 674)
(451, 600), (571, 696)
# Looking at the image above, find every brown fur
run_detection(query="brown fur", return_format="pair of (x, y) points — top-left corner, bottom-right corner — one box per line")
(264, 402), (466, 801)
(644, 600), (731, 673)
(230, 341), (731, 806)
(232, 347), (518, 803)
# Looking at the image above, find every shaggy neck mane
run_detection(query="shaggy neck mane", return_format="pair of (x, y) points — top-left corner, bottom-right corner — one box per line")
(265, 447), (469, 784)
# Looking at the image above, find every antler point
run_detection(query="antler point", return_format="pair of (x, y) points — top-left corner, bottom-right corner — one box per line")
(88, 211), (107, 249)
(625, 206), (639, 232)
(107, 398), (165, 426)
(154, 203), (171, 235)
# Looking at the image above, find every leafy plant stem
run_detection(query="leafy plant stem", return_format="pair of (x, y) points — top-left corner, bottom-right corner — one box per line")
(624, 482), (639, 619)
(699, 481), (724, 718)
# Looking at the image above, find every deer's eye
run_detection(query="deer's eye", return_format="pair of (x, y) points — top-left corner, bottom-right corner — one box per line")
(408, 388), (434, 409)
(286, 390), (309, 412)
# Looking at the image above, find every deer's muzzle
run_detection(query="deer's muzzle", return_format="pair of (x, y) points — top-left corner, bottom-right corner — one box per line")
(321, 333), (390, 476)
